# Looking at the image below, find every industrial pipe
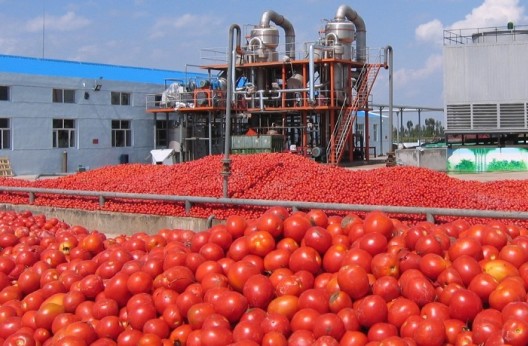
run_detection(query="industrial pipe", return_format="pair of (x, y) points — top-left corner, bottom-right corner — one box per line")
(385, 45), (394, 153)
(223, 24), (243, 198)
(309, 43), (333, 105)
(335, 5), (367, 63)
(260, 10), (296, 59)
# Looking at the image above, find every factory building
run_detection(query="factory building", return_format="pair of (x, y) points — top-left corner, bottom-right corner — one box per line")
(0, 55), (204, 175)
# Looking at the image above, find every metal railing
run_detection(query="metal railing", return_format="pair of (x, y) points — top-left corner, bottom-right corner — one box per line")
(1, 186), (528, 223)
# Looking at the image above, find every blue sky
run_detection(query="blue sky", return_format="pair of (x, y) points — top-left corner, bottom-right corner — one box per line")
(0, 0), (526, 122)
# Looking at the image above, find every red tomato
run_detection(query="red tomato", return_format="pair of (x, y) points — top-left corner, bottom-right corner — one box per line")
(367, 322), (398, 342)
(212, 290), (248, 324)
(502, 318), (528, 346)
(256, 214), (283, 238)
(247, 231), (275, 257)
(413, 318), (445, 346)
(337, 264), (370, 300)
(355, 294), (388, 328)
(290, 308), (321, 332)
(363, 211), (394, 240)
(267, 295), (299, 320)
(227, 260), (261, 292)
(242, 274), (274, 309)
(448, 288), (482, 322)
(312, 313), (345, 340)
(298, 288), (330, 314)
(283, 215), (312, 243)
(387, 297), (420, 329)
(288, 246), (322, 275)
(302, 226), (332, 255)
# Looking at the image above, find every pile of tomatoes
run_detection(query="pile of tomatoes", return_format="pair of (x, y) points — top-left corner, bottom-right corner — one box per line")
(0, 153), (527, 224)
(1, 207), (528, 345)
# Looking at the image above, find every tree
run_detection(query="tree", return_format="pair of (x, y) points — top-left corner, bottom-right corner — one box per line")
(406, 120), (413, 136)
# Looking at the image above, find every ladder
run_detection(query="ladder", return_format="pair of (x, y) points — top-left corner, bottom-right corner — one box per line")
(0, 157), (13, 177)
(326, 64), (382, 164)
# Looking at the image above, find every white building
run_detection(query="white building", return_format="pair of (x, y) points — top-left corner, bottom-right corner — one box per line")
(355, 110), (391, 157)
(0, 55), (204, 175)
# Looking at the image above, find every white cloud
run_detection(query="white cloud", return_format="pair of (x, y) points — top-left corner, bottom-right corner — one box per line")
(149, 14), (222, 40)
(26, 11), (90, 33)
(415, 0), (526, 45)
(415, 19), (444, 45)
(394, 54), (443, 87)
(449, 0), (526, 30)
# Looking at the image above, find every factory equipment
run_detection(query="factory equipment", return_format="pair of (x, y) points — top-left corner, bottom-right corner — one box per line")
(146, 5), (387, 165)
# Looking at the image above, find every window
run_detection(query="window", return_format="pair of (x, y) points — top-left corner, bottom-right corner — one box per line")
(0, 119), (10, 149)
(112, 120), (131, 147)
(111, 92), (130, 106)
(53, 119), (76, 148)
(53, 89), (75, 103)
(156, 120), (168, 147)
(373, 123), (379, 142)
(0, 86), (9, 101)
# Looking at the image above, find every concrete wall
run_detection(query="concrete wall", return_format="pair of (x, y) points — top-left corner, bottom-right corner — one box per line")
(0, 204), (220, 236)
(395, 148), (448, 171)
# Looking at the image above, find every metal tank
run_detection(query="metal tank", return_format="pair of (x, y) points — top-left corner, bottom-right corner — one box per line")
(248, 26), (280, 62)
(246, 10), (296, 63)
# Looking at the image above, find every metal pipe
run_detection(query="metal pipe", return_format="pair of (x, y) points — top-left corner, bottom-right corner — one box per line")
(335, 5), (367, 63)
(309, 43), (333, 105)
(223, 24), (242, 198)
(62, 151), (67, 173)
(260, 10), (295, 59)
(385, 45), (393, 152)
(3, 185), (528, 221)
(309, 44), (315, 105)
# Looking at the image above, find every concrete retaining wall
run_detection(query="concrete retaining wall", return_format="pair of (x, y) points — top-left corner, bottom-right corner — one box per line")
(395, 148), (448, 171)
(0, 204), (220, 236)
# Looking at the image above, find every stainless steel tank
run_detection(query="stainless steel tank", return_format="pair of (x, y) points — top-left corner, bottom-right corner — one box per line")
(325, 20), (355, 59)
(249, 26), (280, 62)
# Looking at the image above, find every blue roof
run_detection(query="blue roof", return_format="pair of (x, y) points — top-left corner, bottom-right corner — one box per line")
(0, 54), (207, 84)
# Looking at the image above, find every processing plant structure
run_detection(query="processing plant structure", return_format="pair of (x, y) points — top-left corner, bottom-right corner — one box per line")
(146, 5), (389, 165)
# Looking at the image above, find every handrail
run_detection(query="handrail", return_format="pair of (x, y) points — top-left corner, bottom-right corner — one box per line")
(1, 186), (528, 223)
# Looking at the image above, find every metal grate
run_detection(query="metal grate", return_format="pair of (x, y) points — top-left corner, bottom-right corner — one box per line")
(446, 104), (471, 129)
(499, 103), (526, 128)
(473, 104), (498, 128)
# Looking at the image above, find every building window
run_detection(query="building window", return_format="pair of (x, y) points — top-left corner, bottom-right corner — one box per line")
(0, 119), (11, 149)
(53, 89), (75, 103)
(156, 120), (168, 147)
(111, 92), (130, 106)
(112, 120), (131, 147)
(0, 86), (9, 101)
(53, 119), (76, 148)
(373, 123), (379, 142)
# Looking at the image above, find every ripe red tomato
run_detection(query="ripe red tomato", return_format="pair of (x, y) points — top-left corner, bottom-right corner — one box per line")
(227, 260), (261, 292)
(212, 290), (248, 324)
(312, 313), (345, 340)
(363, 211), (394, 240)
(302, 226), (332, 255)
(387, 297), (420, 329)
(448, 288), (483, 322)
(288, 246), (321, 275)
(355, 294), (388, 328)
(242, 274), (274, 309)
(283, 215), (312, 243)
(290, 308), (320, 332)
(337, 264), (370, 300)
(247, 231), (276, 257)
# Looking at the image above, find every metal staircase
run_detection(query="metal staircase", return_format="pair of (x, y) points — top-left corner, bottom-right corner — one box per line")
(326, 64), (382, 164)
